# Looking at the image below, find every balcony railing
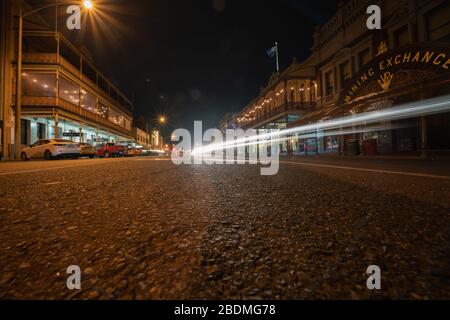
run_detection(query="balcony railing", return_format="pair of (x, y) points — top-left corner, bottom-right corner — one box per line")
(23, 53), (57, 64)
(21, 52), (132, 115)
(20, 96), (132, 137)
(242, 102), (316, 128)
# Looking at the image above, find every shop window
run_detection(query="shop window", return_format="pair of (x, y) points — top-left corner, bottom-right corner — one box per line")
(324, 71), (334, 96)
(22, 72), (56, 97)
(21, 119), (29, 145)
(50, 126), (63, 139)
(37, 123), (46, 140)
(80, 89), (96, 113)
(339, 61), (351, 89)
(59, 77), (80, 105)
(394, 25), (409, 47)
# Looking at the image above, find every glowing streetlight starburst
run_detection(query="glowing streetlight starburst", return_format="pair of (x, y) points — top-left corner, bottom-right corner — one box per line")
(83, 0), (93, 9)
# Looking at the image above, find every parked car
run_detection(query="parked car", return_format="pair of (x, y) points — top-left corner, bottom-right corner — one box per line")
(96, 143), (128, 158)
(128, 146), (143, 157)
(21, 139), (80, 161)
(78, 143), (96, 158)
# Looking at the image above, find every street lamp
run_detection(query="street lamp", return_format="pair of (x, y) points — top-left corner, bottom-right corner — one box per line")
(14, 1), (93, 159)
(83, 1), (93, 9)
(159, 116), (166, 124)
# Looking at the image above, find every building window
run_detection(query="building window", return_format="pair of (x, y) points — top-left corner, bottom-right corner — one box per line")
(425, 2), (450, 42)
(394, 25), (409, 47)
(358, 48), (370, 70)
(81, 89), (96, 113)
(51, 126), (63, 139)
(59, 77), (79, 105)
(339, 61), (351, 89)
(37, 123), (46, 140)
(97, 102), (108, 118)
(108, 108), (127, 128)
(21, 119), (29, 145)
(324, 71), (334, 96)
(22, 72), (56, 97)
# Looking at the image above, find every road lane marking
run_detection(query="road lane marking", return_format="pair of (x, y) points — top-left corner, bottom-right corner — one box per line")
(0, 157), (172, 176)
(133, 157), (171, 161)
(0, 159), (129, 176)
(281, 160), (450, 180)
(43, 181), (62, 186)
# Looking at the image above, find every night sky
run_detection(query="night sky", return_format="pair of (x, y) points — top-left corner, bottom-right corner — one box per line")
(59, 0), (339, 136)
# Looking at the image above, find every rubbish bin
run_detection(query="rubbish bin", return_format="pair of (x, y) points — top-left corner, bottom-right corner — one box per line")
(344, 139), (360, 156)
(362, 139), (377, 156)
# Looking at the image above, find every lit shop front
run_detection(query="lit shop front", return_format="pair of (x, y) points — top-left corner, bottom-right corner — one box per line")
(19, 115), (129, 146)
(338, 43), (450, 156)
(288, 43), (450, 156)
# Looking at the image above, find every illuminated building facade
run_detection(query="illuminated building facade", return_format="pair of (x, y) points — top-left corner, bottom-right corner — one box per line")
(0, 1), (133, 160)
(236, 0), (450, 156)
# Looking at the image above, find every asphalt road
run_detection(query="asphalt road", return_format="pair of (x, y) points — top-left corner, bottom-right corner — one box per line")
(0, 156), (449, 299)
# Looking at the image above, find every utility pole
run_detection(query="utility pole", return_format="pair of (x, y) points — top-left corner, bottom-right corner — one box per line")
(146, 120), (150, 150)
(14, 7), (23, 160)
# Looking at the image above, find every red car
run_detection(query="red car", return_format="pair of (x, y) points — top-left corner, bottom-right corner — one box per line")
(96, 143), (128, 158)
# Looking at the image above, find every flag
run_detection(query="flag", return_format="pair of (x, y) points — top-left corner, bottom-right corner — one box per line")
(266, 45), (277, 58)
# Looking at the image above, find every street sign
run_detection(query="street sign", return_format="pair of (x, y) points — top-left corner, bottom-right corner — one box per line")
(63, 132), (79, 137)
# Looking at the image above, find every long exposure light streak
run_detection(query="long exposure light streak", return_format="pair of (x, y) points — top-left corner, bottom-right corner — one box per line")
(191, 94), (450, 155)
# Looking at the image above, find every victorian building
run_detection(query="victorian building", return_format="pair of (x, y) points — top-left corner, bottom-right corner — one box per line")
(236, 0), (450, 156)
(0, 0), (134, 160)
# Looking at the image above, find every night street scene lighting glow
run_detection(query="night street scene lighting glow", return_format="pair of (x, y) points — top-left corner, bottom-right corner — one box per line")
(83, 1), (93, 10)
(0, 0), (449, 318)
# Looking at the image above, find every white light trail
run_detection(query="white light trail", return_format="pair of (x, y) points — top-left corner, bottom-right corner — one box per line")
(192, 94), (450, 155)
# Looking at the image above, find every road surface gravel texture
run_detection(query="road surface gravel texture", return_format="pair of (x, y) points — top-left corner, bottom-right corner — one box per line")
(0, 157), (449, 299)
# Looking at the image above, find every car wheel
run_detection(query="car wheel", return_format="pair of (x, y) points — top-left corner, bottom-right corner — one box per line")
(89, 155), (95, 159)
(44, 150), (53, 160)
(21, 152), (29, 161)
(104, 151), (110, 158)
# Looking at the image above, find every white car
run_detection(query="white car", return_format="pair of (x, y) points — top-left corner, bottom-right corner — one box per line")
(21, 139), (81, 161)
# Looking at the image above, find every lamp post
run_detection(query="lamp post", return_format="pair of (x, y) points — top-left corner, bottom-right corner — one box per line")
(14, 1), (93, 159)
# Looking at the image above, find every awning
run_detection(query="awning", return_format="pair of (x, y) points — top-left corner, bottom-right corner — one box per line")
(287, 104), (342, 128)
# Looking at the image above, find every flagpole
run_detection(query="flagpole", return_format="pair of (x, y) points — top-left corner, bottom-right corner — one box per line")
(275, 42), (279, 73)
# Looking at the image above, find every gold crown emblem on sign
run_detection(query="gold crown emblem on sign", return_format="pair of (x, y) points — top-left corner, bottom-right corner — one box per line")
(377, 41), (389, 56)
(378, 72), (394, 91)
